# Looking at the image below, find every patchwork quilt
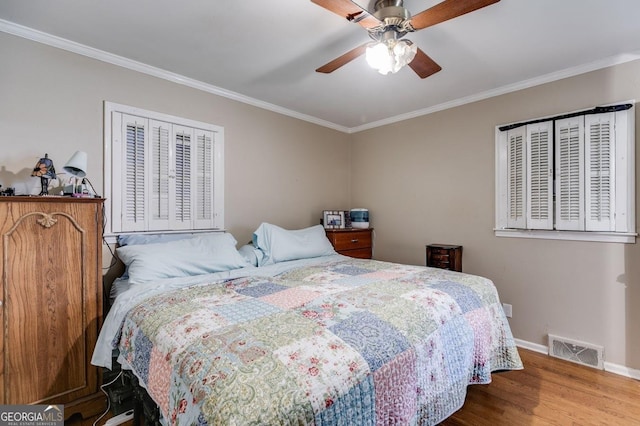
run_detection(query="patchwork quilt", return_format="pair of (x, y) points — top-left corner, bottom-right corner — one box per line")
(115, 258), (522, 425)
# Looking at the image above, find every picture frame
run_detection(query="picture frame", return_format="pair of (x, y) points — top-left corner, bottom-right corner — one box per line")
(343, 210), (352, 228)
(323, 210), (345, 229)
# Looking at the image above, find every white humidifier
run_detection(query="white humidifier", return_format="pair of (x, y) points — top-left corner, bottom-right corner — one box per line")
(350, 208), (369, 229)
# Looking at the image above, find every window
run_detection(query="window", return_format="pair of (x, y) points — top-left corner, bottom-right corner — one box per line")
(495, 103), (635, 243)
(104, 102), (224, 237)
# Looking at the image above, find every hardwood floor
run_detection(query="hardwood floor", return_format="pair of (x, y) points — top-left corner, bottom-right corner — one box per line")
(68, 348), (640, 425)
(441, 348), (640, 425)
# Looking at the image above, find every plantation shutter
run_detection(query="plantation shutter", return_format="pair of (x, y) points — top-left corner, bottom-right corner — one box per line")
(495, 103), (634, 242)
(149, 120), (171, 230)
(612, 110), (632, 234)
(585, 113), (615, 231)
(194, 129), (215, 229)
(526, 122), (553, 229)
(121, 114), (148, 232)
(106, 103), (224, 235)
(171, 125), (193, 230)
(555, 117), (585, 231)
(507, 127), (526, 228)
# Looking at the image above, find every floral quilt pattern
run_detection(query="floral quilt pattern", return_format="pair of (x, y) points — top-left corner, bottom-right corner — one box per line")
(116, 258), (522, 425)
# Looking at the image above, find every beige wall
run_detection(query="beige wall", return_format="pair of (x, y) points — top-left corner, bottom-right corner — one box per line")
(351, 60), (640, 369)
(0, 32), (351, 247)
(2, 31), (639, 371)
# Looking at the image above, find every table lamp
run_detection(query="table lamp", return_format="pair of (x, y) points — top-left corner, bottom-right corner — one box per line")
(31, 153), (57, 195)
(63, 151), (88, 195)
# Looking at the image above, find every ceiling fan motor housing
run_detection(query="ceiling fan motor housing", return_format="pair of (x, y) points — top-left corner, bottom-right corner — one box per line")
(373, 6), (410, 20)
(372, 0), (412, 38)
(374, 0), (404, 11)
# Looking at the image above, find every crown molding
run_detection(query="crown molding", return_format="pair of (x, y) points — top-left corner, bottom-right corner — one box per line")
(2, 19), (639, 135)
(349, 51), (640, 133)
(0, 19), (350, 134)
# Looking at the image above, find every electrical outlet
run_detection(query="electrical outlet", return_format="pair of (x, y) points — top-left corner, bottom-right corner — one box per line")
(502, 303), (513, 318)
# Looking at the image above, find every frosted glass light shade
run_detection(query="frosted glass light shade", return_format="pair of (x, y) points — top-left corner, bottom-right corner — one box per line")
(366, 39), (417, 75)
(63, 151), (88, 178)
(365, 43), (391, 73)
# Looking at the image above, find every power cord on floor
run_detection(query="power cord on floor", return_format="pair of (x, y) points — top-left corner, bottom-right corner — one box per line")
(92, 370), (124, 426)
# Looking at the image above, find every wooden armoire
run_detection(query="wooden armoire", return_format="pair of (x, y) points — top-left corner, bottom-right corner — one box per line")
(0, 197), (106, 421)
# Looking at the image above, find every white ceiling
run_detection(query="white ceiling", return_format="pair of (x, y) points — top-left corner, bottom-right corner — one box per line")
(2, 0), (640, 132)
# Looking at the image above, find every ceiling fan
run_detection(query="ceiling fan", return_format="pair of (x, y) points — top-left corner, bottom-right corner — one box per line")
(312, 0), (500, 78)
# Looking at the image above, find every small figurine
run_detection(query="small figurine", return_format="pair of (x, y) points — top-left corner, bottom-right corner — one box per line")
(0, 185), (15, 196)
(31, 153), (57, 195)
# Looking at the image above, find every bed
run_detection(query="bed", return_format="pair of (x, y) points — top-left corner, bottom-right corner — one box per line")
(92, 223), (522, 425)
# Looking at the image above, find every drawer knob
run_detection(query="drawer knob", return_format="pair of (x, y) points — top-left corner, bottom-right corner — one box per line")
(351, 239), (359, 243)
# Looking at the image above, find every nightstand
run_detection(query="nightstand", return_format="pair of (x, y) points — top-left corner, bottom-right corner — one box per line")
(325, 228), (373, 259)
(426, 244), (462, 272)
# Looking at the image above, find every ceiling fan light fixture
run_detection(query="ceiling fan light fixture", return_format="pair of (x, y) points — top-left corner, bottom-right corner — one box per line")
(312, 0), (500, 78)
(365, 38), (417, 75)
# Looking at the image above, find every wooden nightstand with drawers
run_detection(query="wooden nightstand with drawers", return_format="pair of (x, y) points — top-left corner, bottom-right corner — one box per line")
(325, 228), (373, 259)
(426, 244), (462, 272)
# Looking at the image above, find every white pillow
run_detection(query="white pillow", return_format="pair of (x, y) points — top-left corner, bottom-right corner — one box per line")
(116, 232), (205, 279)
(252, 223), (335, 266)
(116, 233), (248, 284)
(238, 244), (260, 267)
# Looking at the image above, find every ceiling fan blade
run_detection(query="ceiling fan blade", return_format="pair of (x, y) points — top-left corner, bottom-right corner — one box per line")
(408, 48), (442, 79)
(316, 43), (369, 73)
(311, 0), (381, 29)
(409, 0), (500, 31)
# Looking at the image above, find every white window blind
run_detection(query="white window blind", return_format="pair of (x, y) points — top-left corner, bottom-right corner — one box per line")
(495, 102), (635, 243)
(585, 113), (615, 231)
(195, 129), (214, 228)
(506, 127), (526, 228)
(527, 122), (553, 230)
(150, 120), (170, 230)
(122, 114), (147, 232)
(105, 102), (224, 236)
(555, 117), (584, 231)
(173, 125), (193, 230)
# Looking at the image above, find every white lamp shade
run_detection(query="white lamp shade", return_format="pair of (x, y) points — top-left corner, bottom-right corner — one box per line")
(63, 151), (88, 178)
(365, 39), (417, 75)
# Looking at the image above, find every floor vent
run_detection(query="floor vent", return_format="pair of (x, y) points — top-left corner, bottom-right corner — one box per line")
(548, 334), (604, 370)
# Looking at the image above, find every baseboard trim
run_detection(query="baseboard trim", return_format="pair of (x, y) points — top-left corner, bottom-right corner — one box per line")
(514, 338), (548, 354)
(514, 338), (640, 380)
(604, 362), (640, 380)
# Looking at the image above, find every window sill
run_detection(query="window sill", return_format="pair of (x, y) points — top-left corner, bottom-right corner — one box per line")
(494, 228), (637, 243)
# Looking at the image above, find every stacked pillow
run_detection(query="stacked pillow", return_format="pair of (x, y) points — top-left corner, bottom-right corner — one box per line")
(116, 232), (248, 284)
(115, 223), (337, 284)
(251, 223), (336, 266)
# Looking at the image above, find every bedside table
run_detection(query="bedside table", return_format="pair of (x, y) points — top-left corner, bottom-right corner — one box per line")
(325, 228), (373, 259)
(426, 244), (462, 272)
